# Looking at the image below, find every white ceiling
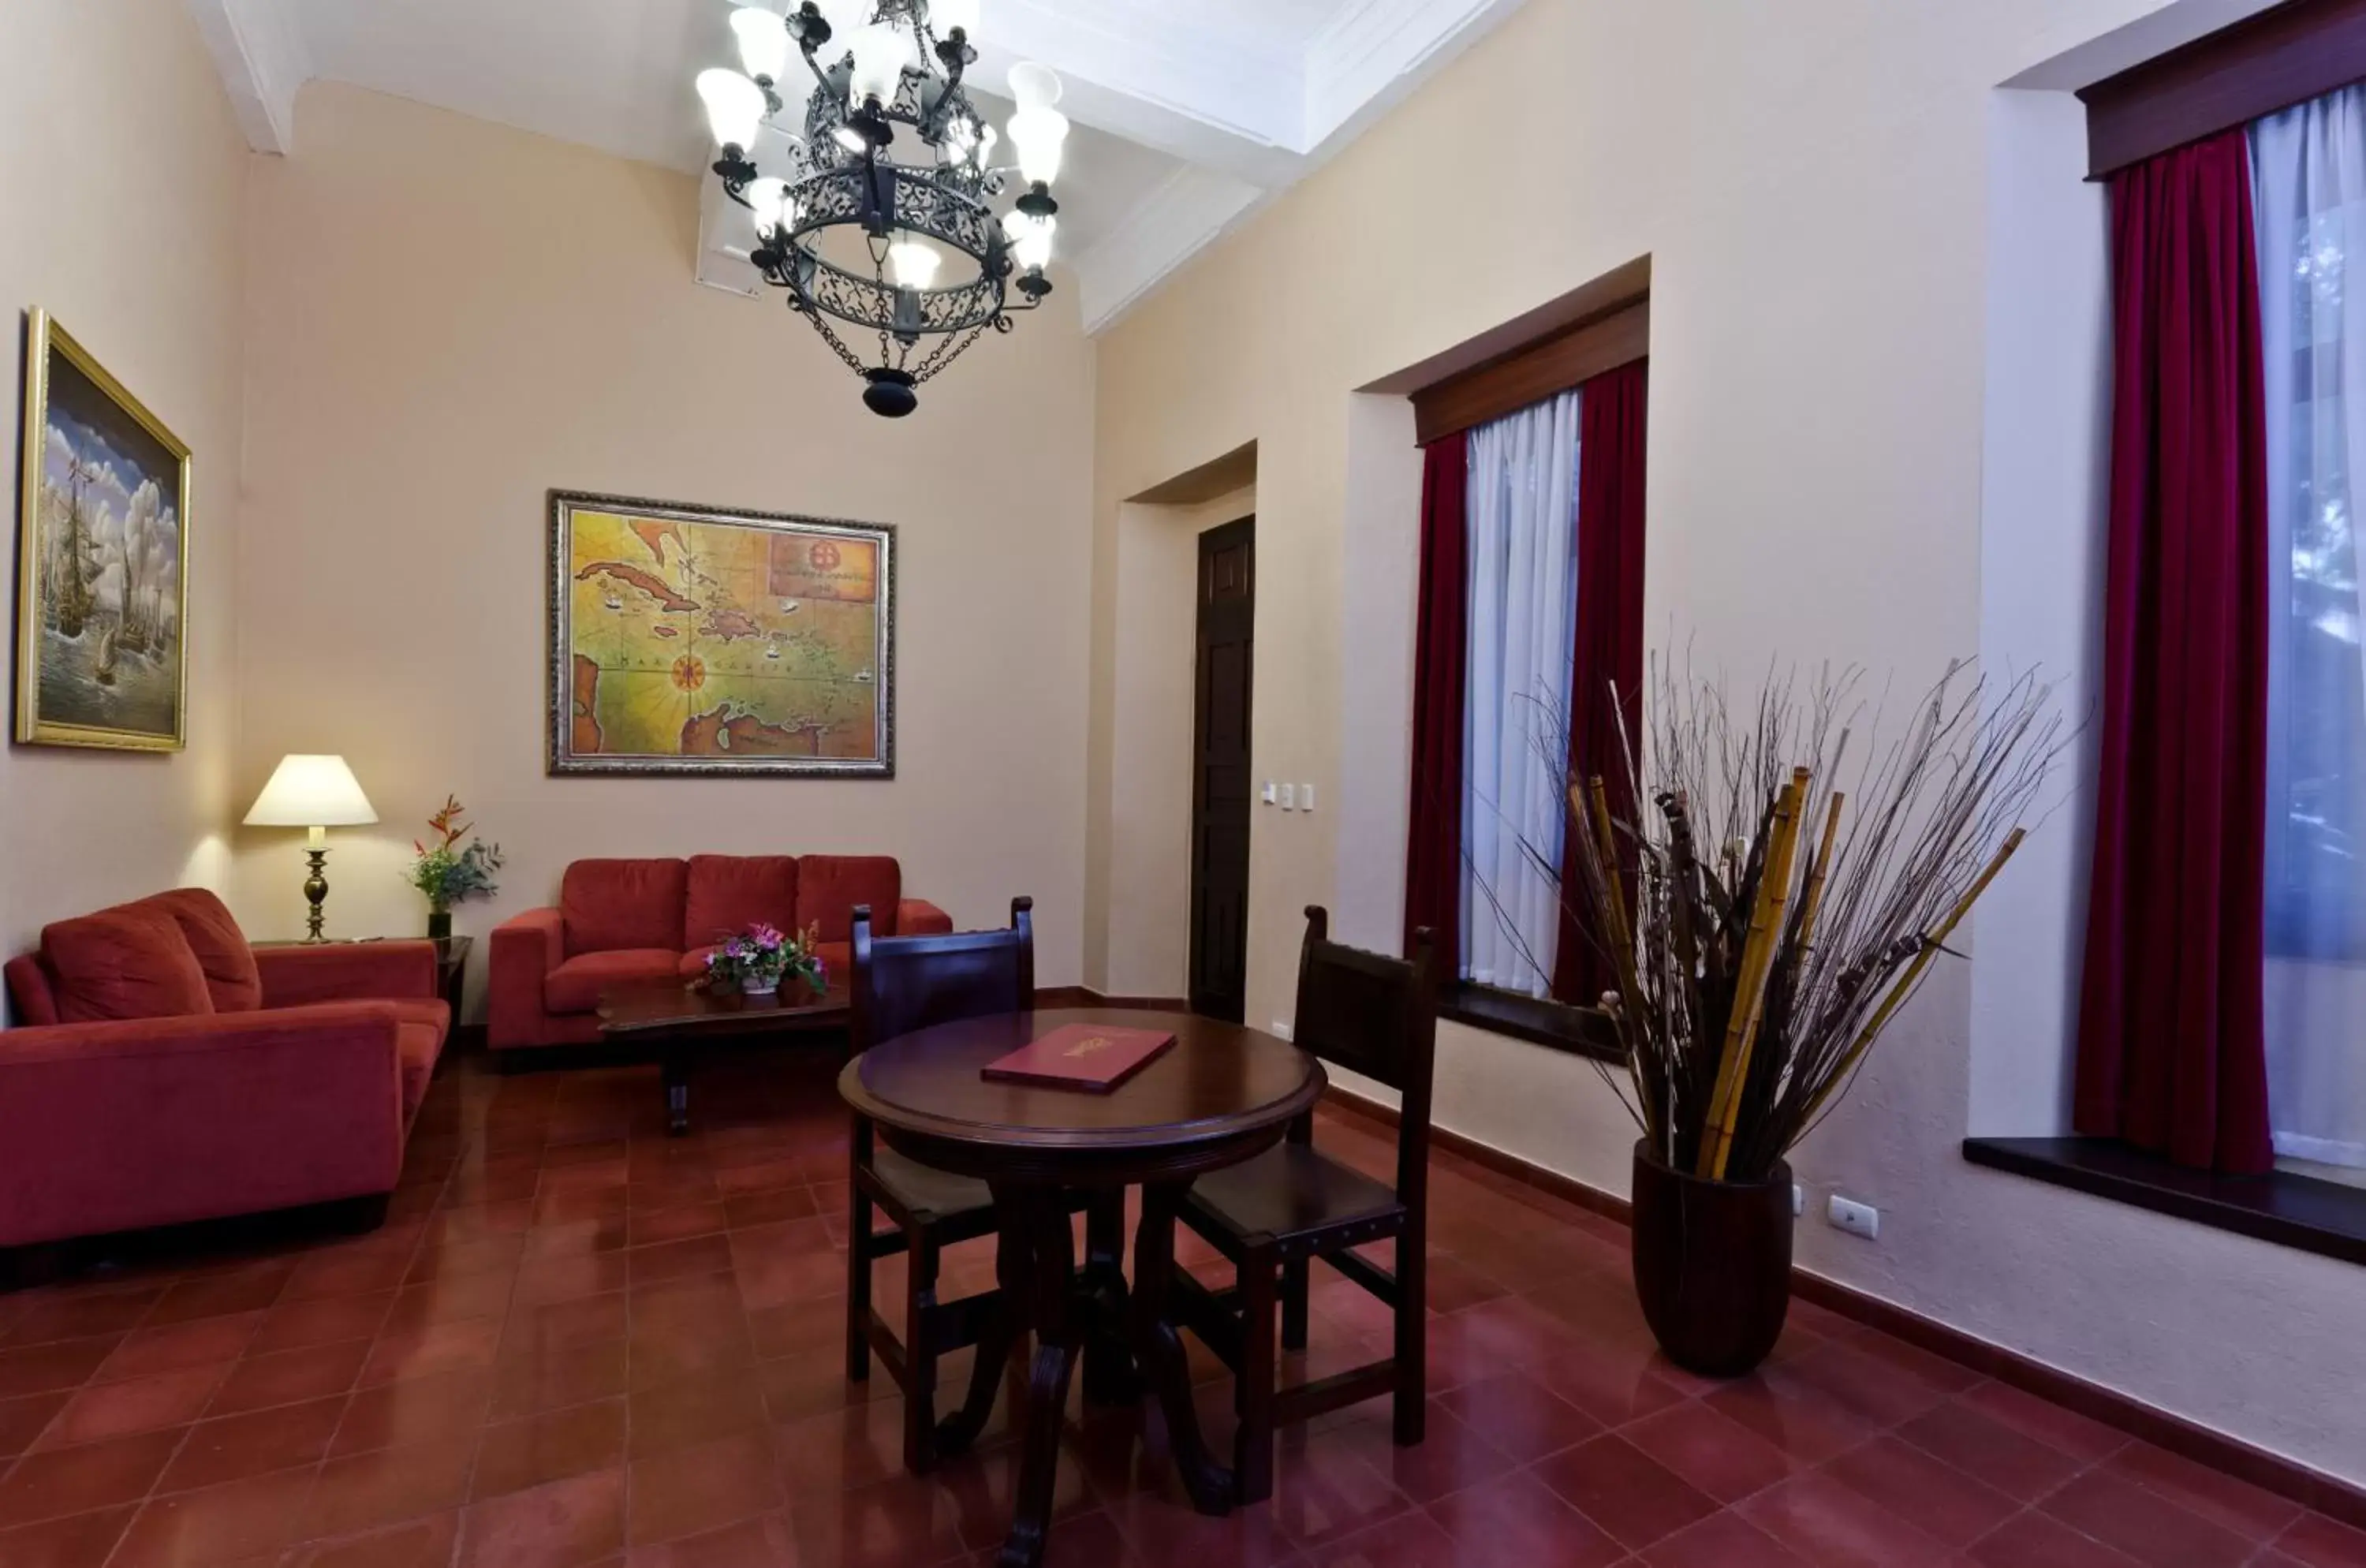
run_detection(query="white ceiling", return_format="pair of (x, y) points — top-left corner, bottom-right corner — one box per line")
(185, 0), (1524, 330)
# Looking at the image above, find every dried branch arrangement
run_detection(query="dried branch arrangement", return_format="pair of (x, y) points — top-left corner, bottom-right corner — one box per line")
(1565, 663), (2064, 1185)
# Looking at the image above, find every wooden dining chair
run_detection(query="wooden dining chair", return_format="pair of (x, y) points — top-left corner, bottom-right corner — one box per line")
(1171, 906), (1437, 1504)
(845, 898), (1123, 1474)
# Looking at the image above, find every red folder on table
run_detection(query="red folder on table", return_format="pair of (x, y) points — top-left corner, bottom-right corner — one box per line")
(981, 1024), (1176, 1093)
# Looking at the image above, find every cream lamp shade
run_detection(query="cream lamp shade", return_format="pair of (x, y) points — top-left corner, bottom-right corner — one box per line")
(244, 755), (378, 846)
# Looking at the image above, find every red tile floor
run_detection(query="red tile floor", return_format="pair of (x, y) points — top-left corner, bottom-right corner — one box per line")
(0, 1047), (2359, 1568)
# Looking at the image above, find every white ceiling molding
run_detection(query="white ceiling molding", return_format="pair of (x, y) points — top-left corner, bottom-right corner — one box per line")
(181, 0), (312, 154)
(1071, 166), (1264, 333)
(1303, 0), (1526, 154)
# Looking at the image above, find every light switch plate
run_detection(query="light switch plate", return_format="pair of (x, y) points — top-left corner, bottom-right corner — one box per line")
(1279, 783), (1296, 810)
(1261, 781), (1276, 805)
(1300, 784), (1316, 812)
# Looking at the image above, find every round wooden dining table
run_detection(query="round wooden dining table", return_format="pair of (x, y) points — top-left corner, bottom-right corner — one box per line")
(838, 1007), (1326, 1568)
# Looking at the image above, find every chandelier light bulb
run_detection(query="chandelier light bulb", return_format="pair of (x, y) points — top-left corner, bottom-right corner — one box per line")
(1004, 208), (1055, 272)
(744, 176), (790, 237)
(888, 236), (943, 289)
(846, 22), (908, 106)
(1007, 61), (1062, 109)
(972, 121), (998, 167)
(730, 7), (790, 81)
(931, 0), (980, 38)
(696, 68), (767, 150)
(1006, 104), (1067, 186)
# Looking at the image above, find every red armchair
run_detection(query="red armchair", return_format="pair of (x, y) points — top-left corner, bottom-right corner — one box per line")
(0, 890), (448, 1249)
(488, 855), (952, 1051)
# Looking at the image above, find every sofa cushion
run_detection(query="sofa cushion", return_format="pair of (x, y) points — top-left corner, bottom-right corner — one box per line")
(684, 856), (800, 951)
(390, 999), (451, 1119)
(545, 949), (683, 1014)
(561, 860), (688, 955)
(4, 954), (58, 1027)
(797, 857), (901, 943)
(41, 908), (215, 1024)
(142, 889), (263, 1012)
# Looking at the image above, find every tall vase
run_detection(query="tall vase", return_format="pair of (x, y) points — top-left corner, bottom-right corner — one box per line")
(1629, 1141), (1794, 1377)
(427, 909), (453, 943)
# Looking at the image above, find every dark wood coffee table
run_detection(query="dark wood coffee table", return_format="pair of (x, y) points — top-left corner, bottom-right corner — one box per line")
(840, 1007), (1326, 1567)
(598, 980), (848, 1136)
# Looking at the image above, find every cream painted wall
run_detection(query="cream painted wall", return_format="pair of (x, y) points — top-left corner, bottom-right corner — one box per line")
(1089, 0), (2366, 1486)
(232, 85), (1097, 999)
(0, 1), (248, 970)
(1099, 483), (1256, 998)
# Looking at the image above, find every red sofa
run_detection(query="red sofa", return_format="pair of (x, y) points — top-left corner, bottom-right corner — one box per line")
(0, 889), (448, 1249)
(487, 855), (950, 1051)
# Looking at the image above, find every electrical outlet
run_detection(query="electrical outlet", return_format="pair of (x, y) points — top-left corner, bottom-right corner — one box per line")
(1300, 784), (1316, 812)
(1262, 781), (1277, 805)
(1271, 1021), (1293, 1041)
(1279, 783), (1296, 810)
(1827, 1194), (1879, 1241)
(1791, 1183), (1804, 1218)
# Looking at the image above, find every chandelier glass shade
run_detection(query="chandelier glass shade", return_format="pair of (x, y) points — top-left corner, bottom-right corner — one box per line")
(696, 0), (1066, 417)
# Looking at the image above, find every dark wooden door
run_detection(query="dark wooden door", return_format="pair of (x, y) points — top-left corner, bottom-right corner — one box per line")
(1190, 517), (1256, 1023)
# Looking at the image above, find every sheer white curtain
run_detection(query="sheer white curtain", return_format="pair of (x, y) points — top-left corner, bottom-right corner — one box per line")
(1461, 391), (1581, 995)
(2254, 85), (2366, 1170)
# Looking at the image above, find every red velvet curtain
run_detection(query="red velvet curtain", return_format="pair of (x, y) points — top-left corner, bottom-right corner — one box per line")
(1403, 434), (1470, 974)
(1554, 360), (1649, 1006)
(2073, 129), (2275, 1174)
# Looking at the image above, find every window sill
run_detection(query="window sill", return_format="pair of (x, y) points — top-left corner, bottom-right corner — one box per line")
(1962, 1137), (2366, 1268)
(1437, 981), (1625, 1064)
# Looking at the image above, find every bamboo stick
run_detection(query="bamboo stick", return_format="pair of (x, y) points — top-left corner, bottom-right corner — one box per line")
(1794, 827), (2028, 1129)
(1575, 778), (1657, 1135)
(1698, 768), (1809, 1179)
(1794, 790), (1845, 953)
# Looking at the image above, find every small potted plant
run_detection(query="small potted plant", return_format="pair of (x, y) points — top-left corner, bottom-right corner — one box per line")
(407, 795), (503, 943)
(703, 922), (828, 999)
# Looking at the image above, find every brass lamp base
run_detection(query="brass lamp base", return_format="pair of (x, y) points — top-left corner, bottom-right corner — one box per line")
(303, 847), (331, 943)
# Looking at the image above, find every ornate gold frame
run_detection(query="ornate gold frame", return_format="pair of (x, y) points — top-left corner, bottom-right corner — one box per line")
(14, 309), (192, 751)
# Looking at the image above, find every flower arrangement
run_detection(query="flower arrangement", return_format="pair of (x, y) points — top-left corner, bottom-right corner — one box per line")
(408, 796), (502, 933)
(703, 921), (828, 999)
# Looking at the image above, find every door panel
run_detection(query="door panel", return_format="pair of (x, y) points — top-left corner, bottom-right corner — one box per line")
(1190, 517), (1255, 1023)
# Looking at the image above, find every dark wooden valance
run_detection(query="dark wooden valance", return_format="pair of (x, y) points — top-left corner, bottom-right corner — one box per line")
(1409, 300), (1649, 447)
(2081, 0), (2366, 178)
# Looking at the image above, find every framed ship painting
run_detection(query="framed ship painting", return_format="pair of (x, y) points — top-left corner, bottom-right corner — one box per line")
(547, 490), (895, 777)
(15, 311), (191, 751)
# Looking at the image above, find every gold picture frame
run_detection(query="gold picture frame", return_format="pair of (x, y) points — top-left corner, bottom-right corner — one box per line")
(15, 310), (191, 751)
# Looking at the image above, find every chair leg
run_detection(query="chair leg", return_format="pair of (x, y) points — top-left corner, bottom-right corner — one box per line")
(902, 1226), (943, 1474)
(845, 1183), (874, 1383)
(1279, 1256), (1310, 1350)
(1392, 1234), (1425, 1447)
(1234, 1244), (1278, 1505)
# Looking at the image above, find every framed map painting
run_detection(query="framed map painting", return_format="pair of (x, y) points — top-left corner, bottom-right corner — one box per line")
(15, 310), (191, 751)
(547, 490), (895, 776)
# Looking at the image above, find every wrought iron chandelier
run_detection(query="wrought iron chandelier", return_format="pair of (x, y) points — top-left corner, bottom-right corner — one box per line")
(696, 0), (1068, 417)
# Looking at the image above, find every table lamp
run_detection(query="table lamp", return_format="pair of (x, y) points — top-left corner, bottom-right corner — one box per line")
(244, 755), (378, 943)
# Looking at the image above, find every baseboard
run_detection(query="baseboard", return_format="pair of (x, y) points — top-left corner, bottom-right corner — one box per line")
(1034, 987), (1191, 1011)
(1319, 1085), (2366, 1532)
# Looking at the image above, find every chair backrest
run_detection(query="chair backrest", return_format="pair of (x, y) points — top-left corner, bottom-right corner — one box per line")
(849, 897), (1035, 1053)
(1291, 907), (1438, 1207)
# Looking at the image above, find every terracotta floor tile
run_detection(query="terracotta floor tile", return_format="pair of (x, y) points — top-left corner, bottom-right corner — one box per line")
(0, 1427), (185, 1526)
(97, 1316), (264, 1383)
(1966, 1510), (2148, 1567)
(205, 1341), (371, 1417)
(488, 1342), (631, 1422)
(1535, 1432), (1720, 1551)
(0, 1335), (126, 1398)
(332, 1368), (494, 1457)
(1819, 1431), (2021, 1547)
(0, 1391), (71, 1458)
(37, 1363), (224, 1447)
(1324, 1405), (1513, 1506)
(2276, 1513), (2366, 1568)
(472, 1399), (629, 1501)
(628, 1373), (770, 1460)
(1736, 1469), (1958, 1567)
(2100, 1440), (2305, 1542)
(1638, 1508), (1809, 1567)
(359, 1315), (506, 1388)
(1620, 1398), (1794, 1504)
(0, 1505), (136, 1568)
(1297, 1507), (1463, 1567)
(111, 1469), (314, 1568)
(1957, 1380), (2132, 1465)
(2038, 1469), (2260, 1568)
(383, 1271), (516, 1333)
(1700, 1367), (1881, 1465)
(281, 1247), (419, 1305)
(1896, 1395), (2093, 1501)
(1, 1288), (165, 1348)
(458, 1467), (625, 1568)
(768, 1400), (907, 1502)
(281, 1508), (461, 1568)
(247, 1293), (395, 1356)
(624, 1510), (801, 1568)
(626, 1432), (785, 1547)
(300, 1438), (476, 1540)
(156, 1394), (345, 1492)
(509, 1294), (629, 1354)
(1423, 1469), (1627, 1568)
(627, 1204), (730, 1249)
(144, 1269), (294, 1327)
